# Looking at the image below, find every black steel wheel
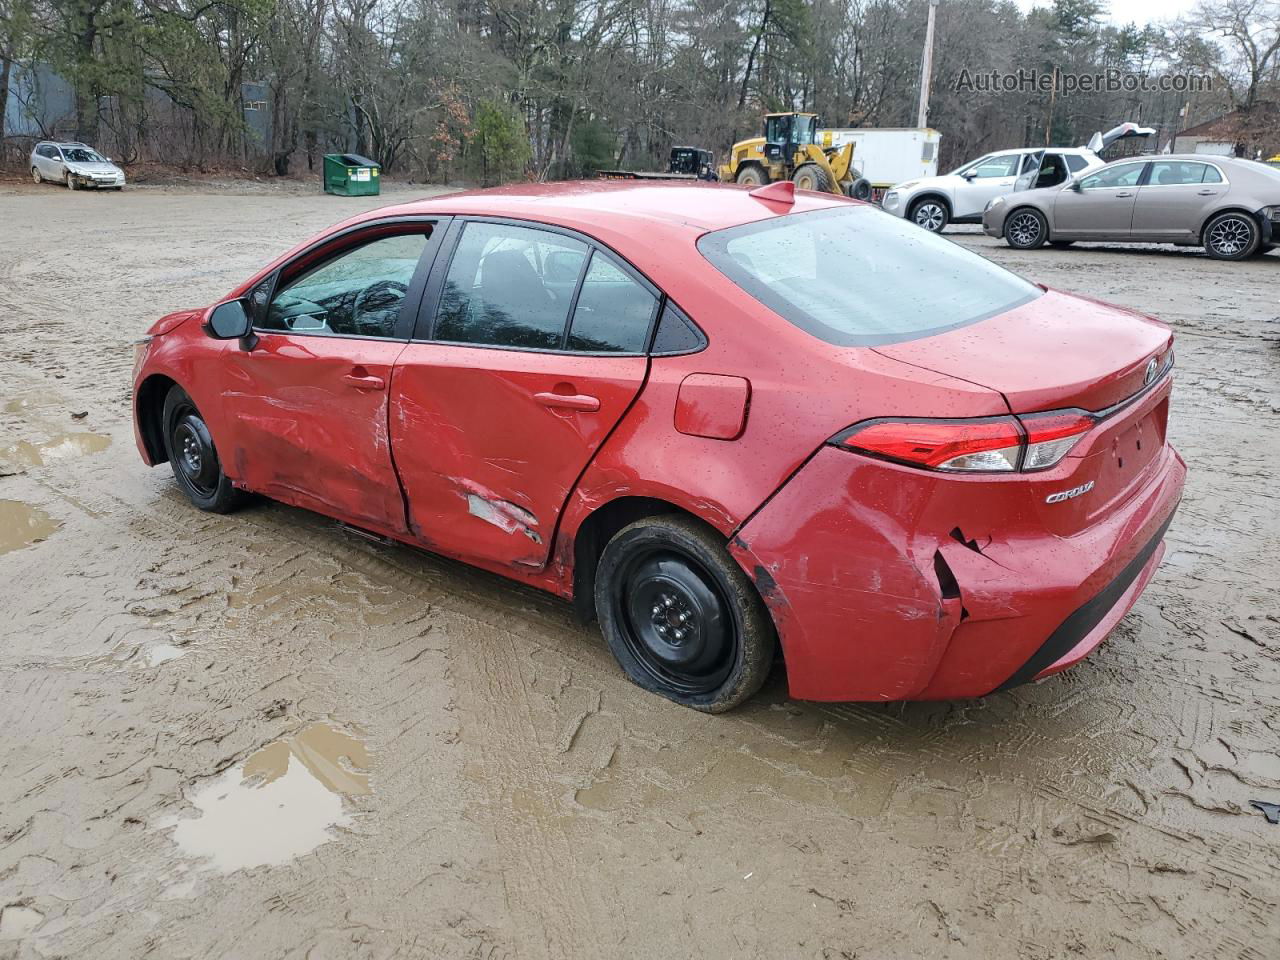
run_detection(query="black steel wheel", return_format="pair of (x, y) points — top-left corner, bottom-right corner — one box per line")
(1203, 212), (1259, 260)
(1005, 207), (1048, 249)
(908, 197), (948, 233)
(594, 514), (775, 712)
(161, 386), (245, 513)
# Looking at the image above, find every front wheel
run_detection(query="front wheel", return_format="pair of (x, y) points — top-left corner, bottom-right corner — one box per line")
(161, 386), (246, 513)
(908, 197), (948, 233)
(66, 173), (78, 190)
(1005, 208), (1049, 249)
(594, 515), (775, 713)
(1203, 212), (1260, 260)
(792, 163), (832, 193)
(735, 164), (768, 186)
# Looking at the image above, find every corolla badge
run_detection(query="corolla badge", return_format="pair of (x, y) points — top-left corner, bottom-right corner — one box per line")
(1144, 357), (1158, 386)
(1046, 480), (1094, 504)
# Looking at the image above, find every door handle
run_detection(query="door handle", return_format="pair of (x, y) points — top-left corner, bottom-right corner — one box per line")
(1197, 189), (1216, 195)
(343, 373), (385, 390)
(534, 391), (600, 412)
(1114, 191), (1134, 198)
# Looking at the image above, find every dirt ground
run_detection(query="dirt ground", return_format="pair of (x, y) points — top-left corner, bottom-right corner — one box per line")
(1, 181), (1278, 960)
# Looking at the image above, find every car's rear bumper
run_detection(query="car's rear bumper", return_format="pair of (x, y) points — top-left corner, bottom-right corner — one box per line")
(728, 440), (1185, 702)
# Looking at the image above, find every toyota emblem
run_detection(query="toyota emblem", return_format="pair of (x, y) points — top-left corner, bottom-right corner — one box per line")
(1144, 357), (1158, 386)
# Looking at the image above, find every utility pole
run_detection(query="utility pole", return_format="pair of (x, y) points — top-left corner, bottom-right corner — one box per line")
(916, 0), (940, 129)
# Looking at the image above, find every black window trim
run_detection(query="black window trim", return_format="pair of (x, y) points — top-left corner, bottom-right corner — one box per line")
(410, 214), (702, 358)
(250, 214), (453, 343)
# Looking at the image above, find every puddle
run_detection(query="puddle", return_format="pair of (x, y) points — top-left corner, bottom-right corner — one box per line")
(1, 432), (111, 468)
(161, 722), (370, 872)
(0, 501), (61, 555)
(0, 904), (44, 939)
(144, 643), (187, 666)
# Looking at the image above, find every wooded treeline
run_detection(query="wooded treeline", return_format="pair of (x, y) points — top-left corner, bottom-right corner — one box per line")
(1, 0), (1277, 181)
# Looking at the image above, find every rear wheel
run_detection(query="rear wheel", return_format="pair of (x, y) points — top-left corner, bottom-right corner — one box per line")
(735, 164), (768, 186)
(162, 386), (245, 513)
(1005, 208), (1048, 249)
(594, 515), (774, 713)
(1203, 212), (1260, 260)
(31, 166), (42, 184)
(908, 197), (948, 232)
(792, 163), (832, 193)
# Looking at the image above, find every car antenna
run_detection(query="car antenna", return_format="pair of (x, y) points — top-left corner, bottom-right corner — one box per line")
(749, 181), (795, 206)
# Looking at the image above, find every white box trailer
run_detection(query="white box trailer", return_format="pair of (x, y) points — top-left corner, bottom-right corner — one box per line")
(818, 127), (941, 196)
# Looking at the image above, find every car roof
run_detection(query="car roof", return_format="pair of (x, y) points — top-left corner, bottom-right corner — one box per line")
(368, 180), (851, 244)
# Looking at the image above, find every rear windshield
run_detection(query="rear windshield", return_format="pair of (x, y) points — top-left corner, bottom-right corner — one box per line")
(697, 205), (1041, 346)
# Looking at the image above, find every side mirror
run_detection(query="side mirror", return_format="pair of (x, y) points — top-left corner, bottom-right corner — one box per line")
(1070, 180), (1084, 192)
(206, 298), (253, 340)
(962, 171), (978, 180)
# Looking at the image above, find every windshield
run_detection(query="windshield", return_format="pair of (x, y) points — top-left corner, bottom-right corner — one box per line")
(697, 206), (1042, 347)
(63, 148), (105, 163)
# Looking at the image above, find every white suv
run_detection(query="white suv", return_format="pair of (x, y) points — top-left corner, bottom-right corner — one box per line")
(882, 147), (1102, 232)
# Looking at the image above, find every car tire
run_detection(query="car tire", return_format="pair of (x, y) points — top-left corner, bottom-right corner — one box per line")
(32, 166), (43, 184)
(735, 164), (768, 186)
(845, 177), (873, 201)
(908, 197), (948, 232)
(66, 173), (78, 191)
(1005, 208), (1049, 249)
(594, 514), (775, 713)
(1203, 212), (1260, 260)
(162, 386), (246, 514)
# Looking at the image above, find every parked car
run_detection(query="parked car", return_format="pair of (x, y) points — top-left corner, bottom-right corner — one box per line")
(29, 141), (126, 190)
(983, 154), (1280, 260)
(881, 146), (1103, 232)
(132, 181), (1185, 711)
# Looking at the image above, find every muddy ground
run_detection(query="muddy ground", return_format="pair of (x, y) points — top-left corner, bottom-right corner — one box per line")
(1, 181), (1278, 959)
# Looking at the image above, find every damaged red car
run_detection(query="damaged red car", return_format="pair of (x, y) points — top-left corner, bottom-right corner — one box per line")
(132, 180), (1185, 712)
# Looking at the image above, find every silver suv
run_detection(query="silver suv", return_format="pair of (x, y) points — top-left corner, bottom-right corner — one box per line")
(882, 147), (1102, 232)
(30, 141), (126, 190)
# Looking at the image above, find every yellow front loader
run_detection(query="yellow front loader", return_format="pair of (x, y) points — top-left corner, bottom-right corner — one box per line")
(718, 112), (870, 199)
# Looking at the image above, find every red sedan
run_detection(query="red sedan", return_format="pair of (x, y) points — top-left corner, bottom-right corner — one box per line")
(132, 180), (1185, 712)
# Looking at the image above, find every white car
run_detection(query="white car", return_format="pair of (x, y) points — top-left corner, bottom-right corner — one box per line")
(30, 141), (126, 191)
(882, 147), (1102, 232)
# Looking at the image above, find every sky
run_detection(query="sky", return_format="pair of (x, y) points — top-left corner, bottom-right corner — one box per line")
(1012, 0), (1201, 27)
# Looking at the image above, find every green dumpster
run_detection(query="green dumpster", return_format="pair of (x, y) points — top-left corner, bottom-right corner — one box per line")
(323, 153), (381, 196)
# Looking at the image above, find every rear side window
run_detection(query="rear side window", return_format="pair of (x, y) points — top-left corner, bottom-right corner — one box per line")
(698, 206), (1041, 347)
(1064, 154), (1089, 173)
(566, 252), (657, 353)
(435, 222), (587, 349)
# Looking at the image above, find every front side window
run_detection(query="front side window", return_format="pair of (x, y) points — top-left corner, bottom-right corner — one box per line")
(262, 231), (431, 338)
(566, 252), (658, 353)
(968, 155), (1020, 178)
(1079, 162), (1145, 189)
(434, 222), (588, 349)
(698, 206), (1040, 347)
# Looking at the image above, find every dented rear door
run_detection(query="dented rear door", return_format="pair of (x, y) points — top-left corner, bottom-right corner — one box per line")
(389, 218), (658, 569)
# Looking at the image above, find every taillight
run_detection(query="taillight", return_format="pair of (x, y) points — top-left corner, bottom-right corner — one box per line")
(1019, 411), (1094, 470)
(832, 411), (1095, 473)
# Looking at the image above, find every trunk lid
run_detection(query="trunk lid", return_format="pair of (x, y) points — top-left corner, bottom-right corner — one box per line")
(872, 288), (1172, 414)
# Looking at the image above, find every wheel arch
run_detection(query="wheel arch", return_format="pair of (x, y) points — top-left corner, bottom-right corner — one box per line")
(1199, 206), (1262, 244)
(570, 495), (726, 623)
(135, 373), (178, 465)
(909, 191), (951, 217)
